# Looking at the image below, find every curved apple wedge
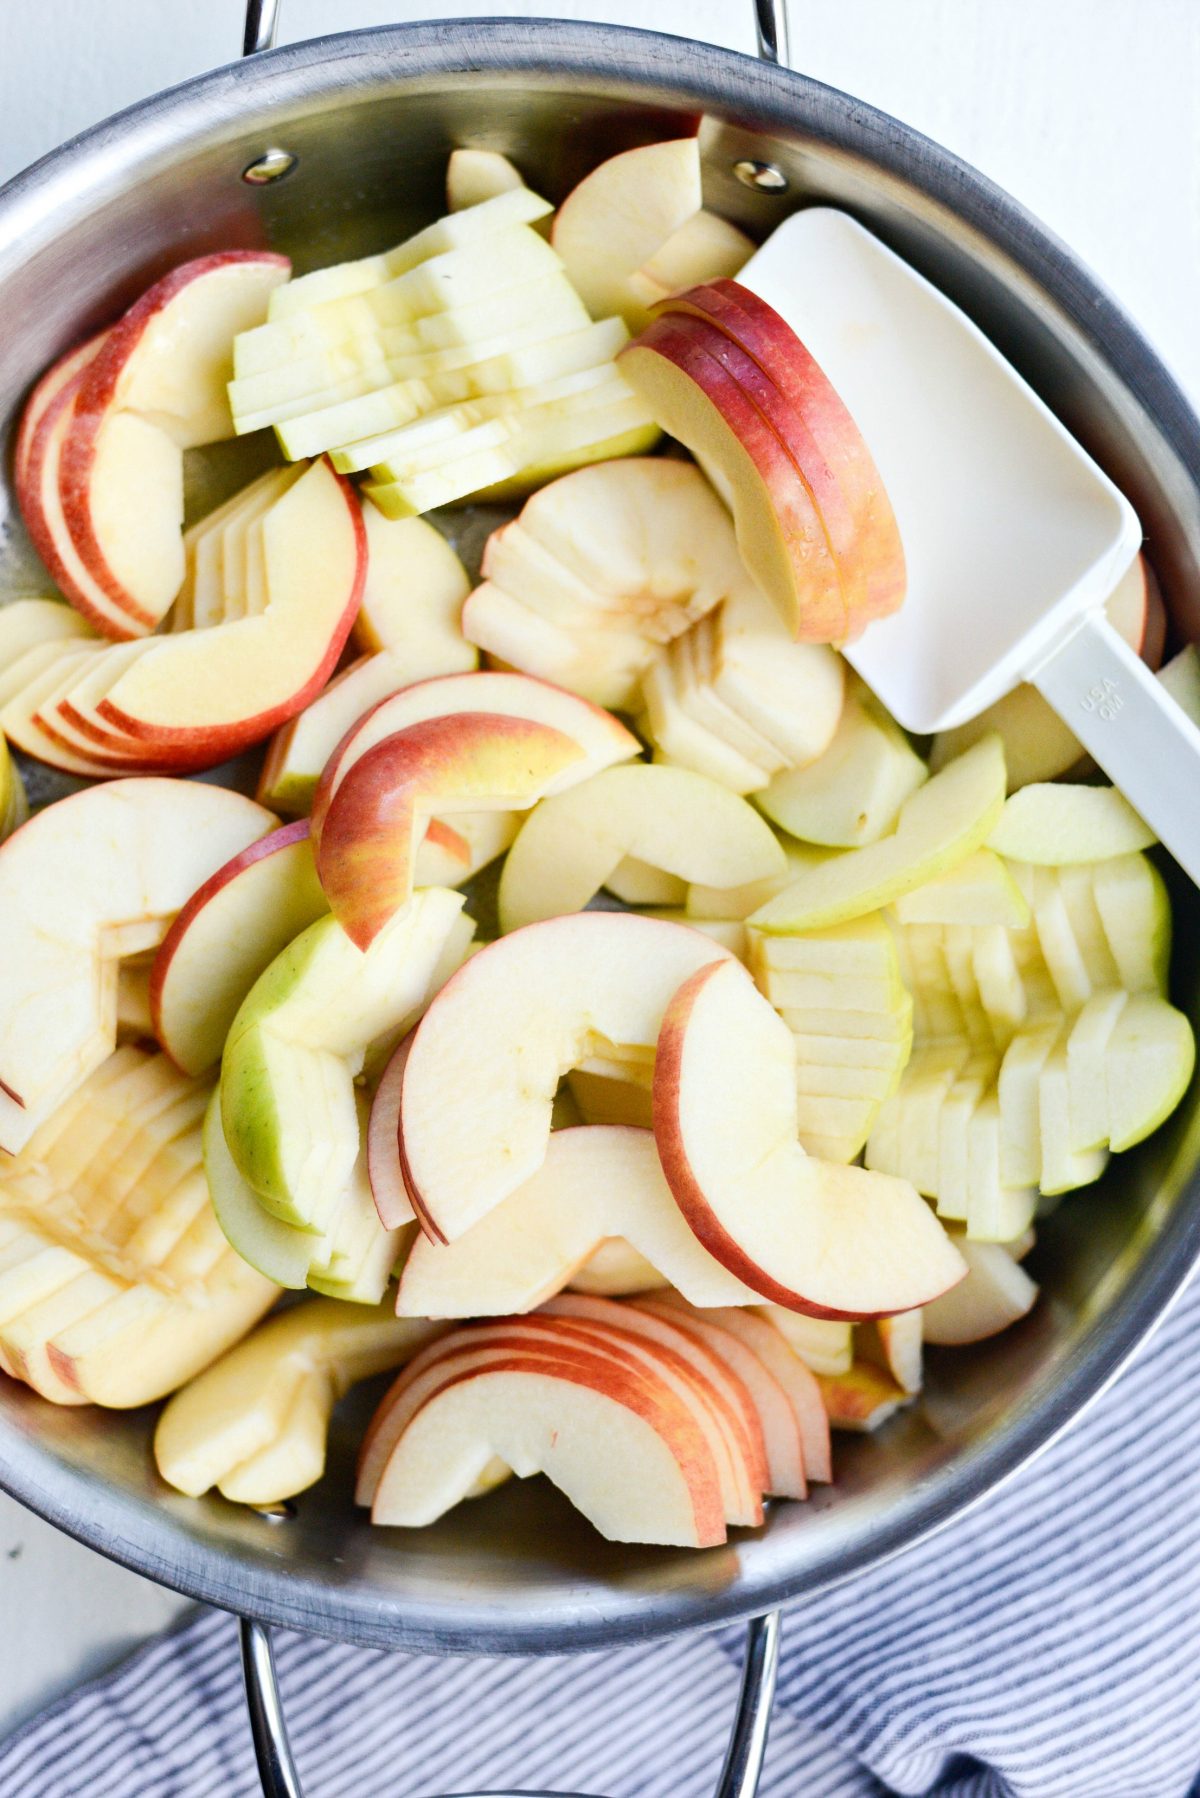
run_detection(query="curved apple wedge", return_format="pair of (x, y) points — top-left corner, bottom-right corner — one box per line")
(396, 1125), (760, 1317)
(358, 1319), (728, 1546)
(551, 138), (702, 325)
(0, 779), (275, 1154)
(155, 1298), (448, 1505)
(497, 763), (786, 931)
(310, 669), (639, 843)
(220, 888), (472, 1231)
(315, 714), (586, 948)
(653, 959), (966, 1319)
(152, 820), (328, 1078)
(398, 913), (735, 1243)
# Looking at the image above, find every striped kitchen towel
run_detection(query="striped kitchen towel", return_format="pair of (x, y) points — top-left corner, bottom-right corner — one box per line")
(2, 1269), (1200, 1798)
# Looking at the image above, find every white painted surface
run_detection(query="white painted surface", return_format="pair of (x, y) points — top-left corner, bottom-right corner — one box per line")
(0, 0), (1196, 1747)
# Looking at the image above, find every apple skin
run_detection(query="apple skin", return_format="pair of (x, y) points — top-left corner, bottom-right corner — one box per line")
(15, 361), (144, 640)
(314, 712), (585, 949)
(620, 320), (846, 642)
(653, 959), (966, 1320)
(654, 282), (905, 632)
(57, 254), (290, 627)
(94, 460), (365, 757)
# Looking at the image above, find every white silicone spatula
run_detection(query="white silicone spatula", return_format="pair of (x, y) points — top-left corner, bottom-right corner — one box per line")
(739, 208), (1200, 885)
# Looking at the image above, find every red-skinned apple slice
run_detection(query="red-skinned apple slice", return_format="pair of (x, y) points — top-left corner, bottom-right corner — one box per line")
(528, 1297), (765, 1523)
(399, 912), (735, 1243)
(620, 319), (847, 641)
(14, 333), (109, 487)
(0, 780), (276, 1153)
(92, 459), (364, 758)
(655, 283), (905, 629)
(653, 959), (967, 1318)
(647, 1291), (832, 1483)
(309, 669), (639, 846)
(361, 1326), (727, 1545)
(358, 1319), (727, 1543)
(56, 255), (289, 630)
(150, 820), (328, 1077)
(314, 712), (587, 949)
(15, 366), (144, 639)
(395, 1124), (760, 1311)
(626, 1295), (810, 1497)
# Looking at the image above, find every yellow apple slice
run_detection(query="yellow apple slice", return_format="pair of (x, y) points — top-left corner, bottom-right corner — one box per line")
(399, 913), (736, 1243)
(816, 1361), (910, 1432)
(749, 735), (1006, 932)
(892, 849), (1029, 928)
(497, 763), (786, 932)
(396, 1125), (759, 1318)
(988, 783), (1156, 863)
(654, 958), (965, 1317)
(757, 691), (928, 848)
(624, 210), (754, 322)
(353, 505), (477, 664)
(922, 1236), (1039, 1345)
(0, 779), (274, 1153)
(567, 1238), (668, 1296)
(155, 1298), (447, 1503)
(551, 138), (702, 324)
(447, 148), (528, 210)
(754, 1309), (853, 1377)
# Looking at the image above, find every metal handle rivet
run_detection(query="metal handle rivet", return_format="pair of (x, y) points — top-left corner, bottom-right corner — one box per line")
(733, 158), (789, 193)
(242, 148), (298, 185)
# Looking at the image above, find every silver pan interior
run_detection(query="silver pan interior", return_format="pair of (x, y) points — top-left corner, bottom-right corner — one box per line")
(0, 20), (1198, 1656)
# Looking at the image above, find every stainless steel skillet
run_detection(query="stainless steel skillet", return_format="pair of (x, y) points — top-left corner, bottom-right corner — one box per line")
(1, 2), (1200, 1791)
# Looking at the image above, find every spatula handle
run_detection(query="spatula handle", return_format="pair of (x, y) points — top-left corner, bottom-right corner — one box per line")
(1029, 611), (1200, 886)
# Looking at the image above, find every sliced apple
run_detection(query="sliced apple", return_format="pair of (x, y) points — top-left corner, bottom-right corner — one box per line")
(567, 1238), (668, 1296)
(314, 714), (588, 949)
(755, 1309), (853, 1378)
(641, 651), (769, 792)
(533, 1295), (767, 1521)
(624, 211), (754, 319)
(922, 1236), (1039, 1345)
(463, 579), (651, 709)
(352, 505), (476, 669)
(311, 669), (638, 844)
(396, 1125), (759, 1318)
(497, 763), (786, 932)
(1104, 995), (1195, 1153)
(0, 731), (27, 843)
(653, 957), (965, 1317)
(220, 888), (471, 1230)
(56, 254), (288, 630)
(651, 295), (906, 635)
(0, 780), (274, 1154)
(16, 364), (145, 639)
(0, 1045), (278, 1406)
(604, 857), (689, 907)
(750, 736), (1006, 932)
(816, 1362), (910, 1432)
(892, 849), (1030, 928)
(447, 148), (528, 210)
(757, 691), (927, 847)
(688, 842), (827, 922)
(988, 784), (1156, 864)
(150, 821), (328, 1078)
(155, 1300), (451, 1504)
(0, 597), (97, 663)
(362, 1328), (727, 1546)
(91, 459), (364, 759)
(620, 320), (846, 641)
(398, 913), (735, 1242)
(552, 138), (702, 324)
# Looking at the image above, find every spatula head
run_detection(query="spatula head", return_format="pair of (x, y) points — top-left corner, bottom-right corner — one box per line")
(740, 209), (1140, 732)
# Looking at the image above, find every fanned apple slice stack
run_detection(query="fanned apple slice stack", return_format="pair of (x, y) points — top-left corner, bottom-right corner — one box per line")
(16, 254), (290, 639)
(1, 458), (366, 776)
(619, 279), (906, 643)
(0, 1045), (278, 1407)
(357, 1297), (826, 1545)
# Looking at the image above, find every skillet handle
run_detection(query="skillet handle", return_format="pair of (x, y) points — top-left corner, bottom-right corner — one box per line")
(242, 0), (791, 64)
(240, 1610), (782, 1798)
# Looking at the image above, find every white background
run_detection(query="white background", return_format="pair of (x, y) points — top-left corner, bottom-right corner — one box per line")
(0, 0), (1196, 1746)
